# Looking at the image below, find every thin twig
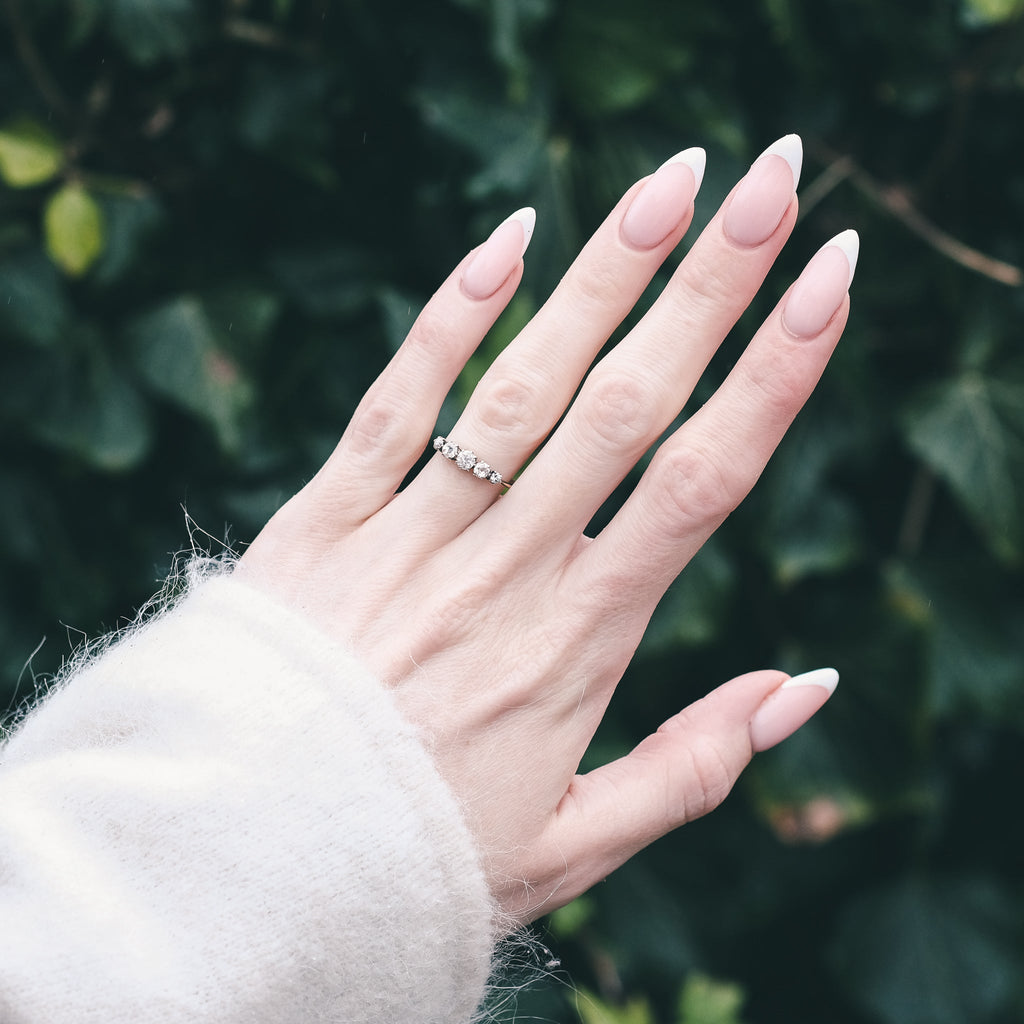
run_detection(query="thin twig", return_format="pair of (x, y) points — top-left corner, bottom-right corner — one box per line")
(4, 0), (73, 119)
(898, 465), (937, 556)
(223, 16), (316, 56)
(799, 154), (855, 220)
(809, 140), (1022, 288)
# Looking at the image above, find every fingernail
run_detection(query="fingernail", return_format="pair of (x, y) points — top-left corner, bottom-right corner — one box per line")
(461, 207), (536, 300)
(782, 229), (860, 339)
(750, 667), (839, 753)
(723, 133), (802, 247)
(620, 147), (706, 250)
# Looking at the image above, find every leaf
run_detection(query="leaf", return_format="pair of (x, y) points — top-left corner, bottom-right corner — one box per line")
(547, 895), (596, 939)
(639, 538), (735, 655)
(30, 340), (152, 472)
(757, 400), (866, 583)
(828, 876), (1020, 1024)
(902, 371), (1024, 562)
(44, 184), (106, 277)
(556, 0), (692, 116)
(575, 990), (655, 1024)
(413, 83), (548, 198)
(677, 973), (747, 1024)
(0, 248), (71, 346)
(91, 193), (164, 286)
(768, 493), (861, 586)
(201, 286), (282, 358)
(126, 296), (254, 454)
(886, 561), (1024, 725)
(0, 117), (63, 188)
(267, 246), (377, 319)
(104, 0), (201, 65)
(962, 0), (1024, 26)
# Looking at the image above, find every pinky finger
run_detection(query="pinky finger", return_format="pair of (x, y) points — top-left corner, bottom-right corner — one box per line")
(313, 208), (536, 520)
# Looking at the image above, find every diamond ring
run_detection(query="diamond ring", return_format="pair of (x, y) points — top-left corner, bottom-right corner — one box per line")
(432, 436), (510, 488)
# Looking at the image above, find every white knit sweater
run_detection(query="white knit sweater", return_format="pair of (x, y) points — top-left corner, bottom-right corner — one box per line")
(0, 571), (494, 1023)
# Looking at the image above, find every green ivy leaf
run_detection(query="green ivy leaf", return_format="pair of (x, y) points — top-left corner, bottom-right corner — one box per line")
(413, 82), (548, 198)
(31, 342), (152, 472)
(126, 296), (255, 454)
(91, 193), (164, 286)
(557, 0), (691, 116)
(768, 493), (861, 586)
(0, 248), (71, 347)
(105, 0), (201, 65)
(902, 371), (1024, 562)
(887, 561), (1024, 725)
(829, 876), (1020, 1024)
(44, 184), (106, 277)
(639, 538), (735, 654)
(0, 117), (63, 188)
(757, 404), (865, 584)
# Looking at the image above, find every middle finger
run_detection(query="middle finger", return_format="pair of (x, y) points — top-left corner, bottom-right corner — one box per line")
(497, 134), (803, 547)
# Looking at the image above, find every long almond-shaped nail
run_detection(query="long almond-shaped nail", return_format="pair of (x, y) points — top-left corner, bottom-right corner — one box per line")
(620, 147), (706, 250)
(723, 134), (802, 247)
(749, 667), (839, 753)
(782, 229), (860, 339)
(462, 207), (536, 300)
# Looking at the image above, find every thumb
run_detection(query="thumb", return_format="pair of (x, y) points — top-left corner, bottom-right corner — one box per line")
(545, 668), (838, 905)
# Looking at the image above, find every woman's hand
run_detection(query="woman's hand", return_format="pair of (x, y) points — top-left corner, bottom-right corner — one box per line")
(237, 134), (855, 924)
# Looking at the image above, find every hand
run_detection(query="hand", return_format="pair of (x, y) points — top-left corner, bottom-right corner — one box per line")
(237, 134), (855, 924)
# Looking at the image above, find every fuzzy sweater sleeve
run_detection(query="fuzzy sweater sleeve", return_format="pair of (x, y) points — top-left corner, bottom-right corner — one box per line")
(0, 569), (495, 1023)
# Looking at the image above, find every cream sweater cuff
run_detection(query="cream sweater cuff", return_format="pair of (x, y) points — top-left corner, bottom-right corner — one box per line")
(0, 571), (494, 1023)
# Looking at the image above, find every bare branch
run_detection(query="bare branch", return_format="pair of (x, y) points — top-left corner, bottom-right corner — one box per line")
(3, 0), (74, 120)
(808, 141), (1022, 288)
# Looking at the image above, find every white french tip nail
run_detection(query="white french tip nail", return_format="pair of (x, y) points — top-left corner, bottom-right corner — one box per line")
(503, 207), (536, 258)
(781, 667), (840, 696)
(758, 133), (803, 190)
(660, 146), (707, 194)
(822, 228), (860, 288)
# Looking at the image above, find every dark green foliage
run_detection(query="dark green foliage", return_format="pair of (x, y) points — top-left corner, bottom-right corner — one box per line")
(2, 1), (1023, 1020)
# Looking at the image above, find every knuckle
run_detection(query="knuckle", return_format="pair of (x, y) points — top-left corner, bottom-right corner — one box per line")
(472, 370), (549, 441)
(685, 736), (737, 819)
(578, 371), (657, 451)
(658, 712), (738, 822)
(566, 252), (632, 317)
(654, 443), (742, 536)
(406, 306), (463, 364)
(345, 391), (406, 452)
(735, 360), (804, 427)
(674, 254), (736, 314)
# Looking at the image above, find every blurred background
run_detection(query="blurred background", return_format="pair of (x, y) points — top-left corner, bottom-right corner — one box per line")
(2, 1), (1023, 1021)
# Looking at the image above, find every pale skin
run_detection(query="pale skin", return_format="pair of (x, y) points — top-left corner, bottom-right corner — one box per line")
(236, 134), (856, 925)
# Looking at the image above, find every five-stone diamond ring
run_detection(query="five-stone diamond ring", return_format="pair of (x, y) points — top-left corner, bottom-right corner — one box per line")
(432, 436), (510, 488)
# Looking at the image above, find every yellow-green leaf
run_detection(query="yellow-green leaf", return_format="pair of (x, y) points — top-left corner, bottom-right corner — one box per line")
(963, 0), (1024, 24)
(678, 973), (747, 1024)
(0, 117), (64, 188)
(576, 990), (654, 1024)
(44, 184), (106, 277)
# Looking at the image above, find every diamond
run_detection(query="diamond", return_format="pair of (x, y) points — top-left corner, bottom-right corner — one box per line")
(432, 436), (445, 451)
(456, 449), (477, 471)
(472, 462), (491, 478)
(441, 441), (459, 460)
(488, 471), (503, 486)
